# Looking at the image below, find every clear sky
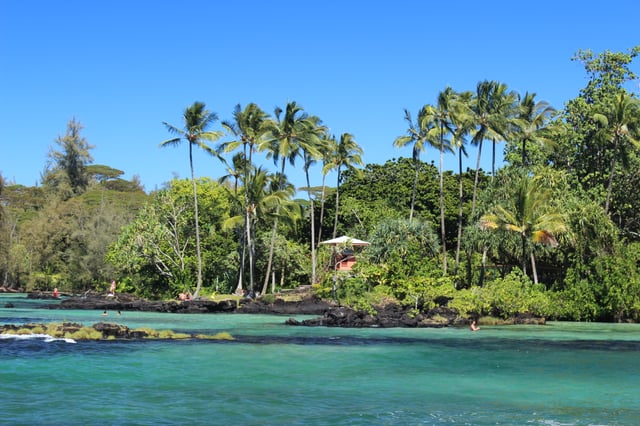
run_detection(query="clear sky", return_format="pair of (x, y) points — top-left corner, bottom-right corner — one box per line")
(1, 0), (637, 192)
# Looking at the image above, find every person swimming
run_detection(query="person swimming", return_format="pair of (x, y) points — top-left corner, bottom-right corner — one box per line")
(470, 320), (480, 331)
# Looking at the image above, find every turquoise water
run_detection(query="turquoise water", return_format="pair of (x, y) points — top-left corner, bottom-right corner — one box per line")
(1, 294), (639, 425)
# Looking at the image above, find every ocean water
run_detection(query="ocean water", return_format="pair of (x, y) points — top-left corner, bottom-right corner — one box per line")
(1, 294), (639, 425)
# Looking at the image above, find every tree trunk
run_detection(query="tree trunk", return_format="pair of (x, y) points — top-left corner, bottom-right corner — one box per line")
(439, 142), (447, 273)
(471, 140), (484, 216)
(604, 138), (619, 214)
(530, 252), (539, 285)
(455, 148), (464, 274)
(410, 160), (419, 223)
(332, 167), (342, 239)
(189, 144), (203, 299)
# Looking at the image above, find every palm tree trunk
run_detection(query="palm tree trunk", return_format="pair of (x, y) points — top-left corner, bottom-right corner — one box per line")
(439, 142), (447, 273)
(455, 147), (464, 273)
(262, 158), (286, 295)
(604, 138), (619, 214)
(189, 144), (203, 299)
(305, 168), (317, 284)
(491, 138), (496, 179)
(332, 167), (342, 239)
(410, 161), (419, 223)
(530, 252), (539, 285)
(521, 234), (527, 276)
(471, 140), (484, 216)
(317, 174), (327, 246)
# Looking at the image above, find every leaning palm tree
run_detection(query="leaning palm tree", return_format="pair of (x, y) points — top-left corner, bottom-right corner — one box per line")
(260, 101), (322, 294)
(393, 106), (437, 222)
(330, 132), (363, 239)
(480, 174), (567, 283)
(221, 103), (269, 293)
(160, 101), (223, 298)
(592, 92), (640, 214)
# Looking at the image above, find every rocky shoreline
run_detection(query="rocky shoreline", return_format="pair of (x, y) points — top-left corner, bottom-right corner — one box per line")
(26, 292), (545, 328)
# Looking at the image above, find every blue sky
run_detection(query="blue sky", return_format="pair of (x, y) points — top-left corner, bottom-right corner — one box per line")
(1, 0), (637, 192)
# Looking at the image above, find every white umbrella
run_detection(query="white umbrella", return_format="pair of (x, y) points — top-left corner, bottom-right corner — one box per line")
(319, 235), (370, 246)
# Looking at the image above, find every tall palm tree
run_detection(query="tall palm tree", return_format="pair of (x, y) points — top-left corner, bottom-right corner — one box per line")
(449, 90), (473, 273)
(221, 103), (269, 293)
(468, 81), (516, 215)
(592, 92), (640, 214)
(513, 92), (556, 169)
(300, 118), (328, 284)
(317, 134), (338, 246)
(393, 106), (436, 222)
(480, 174), (567, 283)
(424, 87), (458, 273)
(260, 101), (321, 294)
(330, 133), (363, 239)
(160, 101), (223, 298)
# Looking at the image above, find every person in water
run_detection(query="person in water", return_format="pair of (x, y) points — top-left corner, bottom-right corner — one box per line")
(102, 310), (108, 316)
(470, 320), (480, 331)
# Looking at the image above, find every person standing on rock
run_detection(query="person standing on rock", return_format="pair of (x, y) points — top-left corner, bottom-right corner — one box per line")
(109, 280), (116, 296)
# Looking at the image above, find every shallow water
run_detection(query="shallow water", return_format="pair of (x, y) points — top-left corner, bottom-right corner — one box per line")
(1, 294), (639, 425)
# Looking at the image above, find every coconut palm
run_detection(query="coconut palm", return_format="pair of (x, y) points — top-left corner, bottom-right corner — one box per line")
(317, 134), (338, 246)
(160, 101), (223, 298)
(300, 118), (329, 284)
(468, 81), (516, 215)
(221, 103), (269, 293)
(423, 87), (458, 272)
(592, 92), (640, 214)
(513, 92), (556, 169)
(260, 101), (322, 294)
(329, 133), (363, 239)
(449, 90), (473, 272)
(393, 106), (437, 222)
(480, 174), (567, 283)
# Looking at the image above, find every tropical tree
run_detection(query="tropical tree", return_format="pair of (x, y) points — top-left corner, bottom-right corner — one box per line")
(329, 132), (363, 239)
(160, 101), (223, 298)
(591, 92), (640, 214)
(511, 92), (556, 169)
(424, 87), (458, 272)
(468, 80), (517, 214)
(300, 118), (329, 284)
(393, 106), (436, 222)
(221, 103), (270, 293)
(480, 174), (567, 283)
(260, 101), (322, 294)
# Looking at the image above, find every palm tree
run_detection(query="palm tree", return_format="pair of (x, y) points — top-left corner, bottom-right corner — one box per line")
(393, 106), (436, 222)
(449, 90), (473, 273)
(317, 134), (338, 246)
(260, 101), (321, 294)
(480, 174), (567, 283)
(468, 81), (516, 215)
(424, 87), (458, 273)
(513, 92), (556, 169)
(300, 118), (328, 284)
(160, 101), (223, 298)
(592, 92), (640, 214)
(221, 103), (269, 293)
(330, 133), (363, 239)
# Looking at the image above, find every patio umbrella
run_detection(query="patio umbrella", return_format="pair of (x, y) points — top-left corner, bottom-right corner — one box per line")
(319, 235), (370, 246)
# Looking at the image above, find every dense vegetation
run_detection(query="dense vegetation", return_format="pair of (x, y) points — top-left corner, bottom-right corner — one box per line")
(2, 47), (640, 322)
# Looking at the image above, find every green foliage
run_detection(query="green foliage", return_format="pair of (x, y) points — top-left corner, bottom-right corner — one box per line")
(479, 269), (554, 318)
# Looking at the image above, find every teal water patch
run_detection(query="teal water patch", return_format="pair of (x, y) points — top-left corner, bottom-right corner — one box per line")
(1, 296), (640, 425)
